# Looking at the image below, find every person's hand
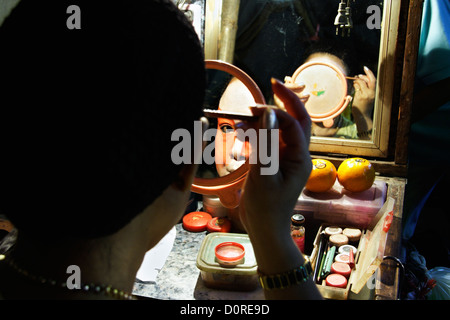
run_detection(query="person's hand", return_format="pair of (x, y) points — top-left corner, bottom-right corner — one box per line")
(273, 76), (310, 110)
(240, 78), (311, 238)
(352, 66), (376, 118)
(352, 66), (376, 137)
(238, 79), (321, 299)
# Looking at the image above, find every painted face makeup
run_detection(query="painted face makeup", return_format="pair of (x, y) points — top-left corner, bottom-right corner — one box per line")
(215, 117), (251, 177)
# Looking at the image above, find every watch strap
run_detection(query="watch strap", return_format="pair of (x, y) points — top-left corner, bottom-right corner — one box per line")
(258, 261), (313, 290)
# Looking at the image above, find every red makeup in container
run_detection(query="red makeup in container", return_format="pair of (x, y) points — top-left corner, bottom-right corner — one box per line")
(330, 262), (351, 278)
(325, 273), (348, 288)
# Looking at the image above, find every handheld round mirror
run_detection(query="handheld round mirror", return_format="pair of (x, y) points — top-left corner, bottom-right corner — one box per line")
(191, 60), (265, 210)
(291, 61), (352, 128)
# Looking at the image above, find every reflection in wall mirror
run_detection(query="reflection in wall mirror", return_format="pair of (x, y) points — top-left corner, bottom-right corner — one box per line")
(204, 0), (401, 158)
(174, 0), (206, 46)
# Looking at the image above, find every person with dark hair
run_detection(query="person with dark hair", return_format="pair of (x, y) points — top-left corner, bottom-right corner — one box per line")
(0, 0), (321, 300)
(234, 0), (381, 105)
(234, 0), (379, 140)
(278, 38), (376, 139)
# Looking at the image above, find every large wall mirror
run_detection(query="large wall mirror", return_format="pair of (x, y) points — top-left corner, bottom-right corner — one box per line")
(203, 0), (402, 159)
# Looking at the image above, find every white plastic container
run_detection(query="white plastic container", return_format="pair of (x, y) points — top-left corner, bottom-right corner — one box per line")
(196, 233), (258, 291)
(202, 195), (228, 217)
(295, 180), (387, 228)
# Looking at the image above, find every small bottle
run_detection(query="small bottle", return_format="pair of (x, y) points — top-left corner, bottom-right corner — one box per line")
(291, 214), (305, 253)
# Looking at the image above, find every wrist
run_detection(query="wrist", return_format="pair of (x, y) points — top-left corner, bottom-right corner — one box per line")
(352, 109), (372, 123)
(357, 129), (372, 139)
(352, 107), (373, 134)
(248, 231), (305, 276)
(258, 259), (313, 290)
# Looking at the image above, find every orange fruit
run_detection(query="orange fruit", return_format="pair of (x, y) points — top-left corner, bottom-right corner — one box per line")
(337, 158), (375, 192)
(305, 159), (337, 193)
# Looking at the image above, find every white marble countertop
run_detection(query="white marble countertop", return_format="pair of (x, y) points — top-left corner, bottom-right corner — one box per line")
(132, 223), (264, 300)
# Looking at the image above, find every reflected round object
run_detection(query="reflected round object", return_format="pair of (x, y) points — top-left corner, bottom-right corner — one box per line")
(291, 61), (351, 128)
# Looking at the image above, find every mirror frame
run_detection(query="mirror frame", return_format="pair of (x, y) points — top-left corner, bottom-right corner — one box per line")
(308, 0), (401, 158)
(191, 59), (266, 208)
(205, 0), (409, 165)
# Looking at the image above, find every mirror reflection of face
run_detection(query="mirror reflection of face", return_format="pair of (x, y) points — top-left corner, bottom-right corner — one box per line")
(215, 77), (255, 177)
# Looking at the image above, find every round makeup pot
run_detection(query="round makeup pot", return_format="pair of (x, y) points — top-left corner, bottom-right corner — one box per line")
(215, 242), (245, 266)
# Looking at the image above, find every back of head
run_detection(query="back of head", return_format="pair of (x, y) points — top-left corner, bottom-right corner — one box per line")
(0, 0), (205, 239)
(302, 38), (359, 76)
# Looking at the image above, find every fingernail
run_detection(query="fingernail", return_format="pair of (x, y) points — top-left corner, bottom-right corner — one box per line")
(262, 107), (278, 130)
(200, 116), (209, 150)
(364, 66), (369, 72)
(200, 116), (209, 133)
(271, 77), (283, 86)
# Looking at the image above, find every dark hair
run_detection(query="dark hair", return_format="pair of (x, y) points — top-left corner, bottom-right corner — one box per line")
(0, 0), (205, 239)
(302, 38), (360, 76)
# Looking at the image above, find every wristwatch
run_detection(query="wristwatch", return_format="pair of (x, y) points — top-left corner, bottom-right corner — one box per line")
(258, 260), (313, 290)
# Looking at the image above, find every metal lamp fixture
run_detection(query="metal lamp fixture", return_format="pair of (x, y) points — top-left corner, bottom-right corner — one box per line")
(335, 0), (354, 37)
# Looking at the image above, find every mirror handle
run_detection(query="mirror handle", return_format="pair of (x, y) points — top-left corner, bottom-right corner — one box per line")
(321, 95), (352, 128)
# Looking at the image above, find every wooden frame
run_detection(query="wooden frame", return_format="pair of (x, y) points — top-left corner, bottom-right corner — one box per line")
(309, 0), (402, 159)
(204, 0), (223, 60)
(394, 0), (425, 165)
(313, 0), (423, 177)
